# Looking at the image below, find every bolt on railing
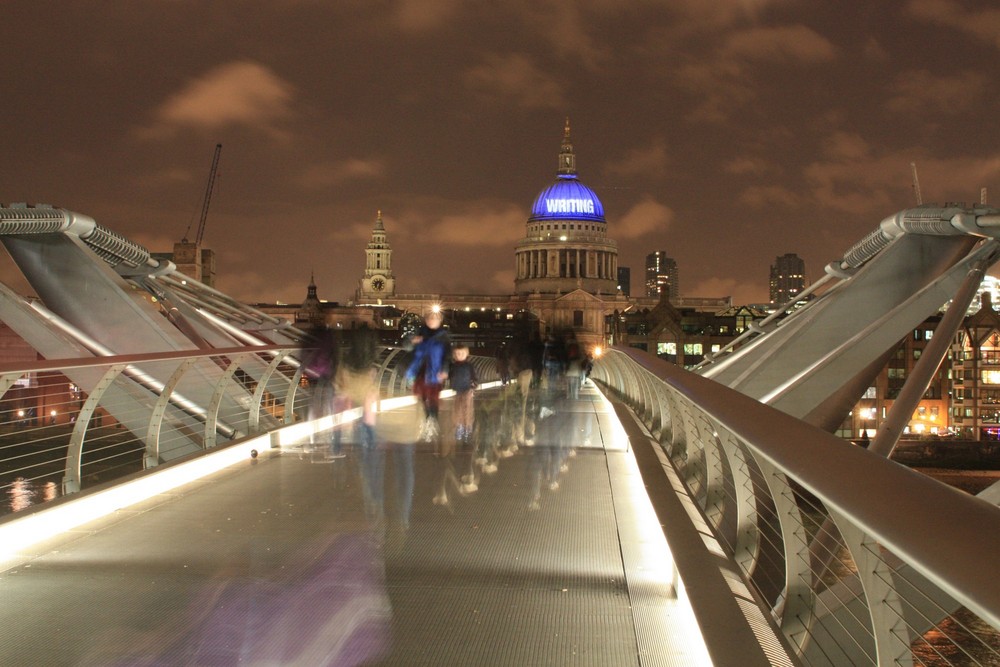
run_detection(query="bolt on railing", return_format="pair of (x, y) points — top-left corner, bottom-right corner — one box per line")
(593, 346), (1000, 667)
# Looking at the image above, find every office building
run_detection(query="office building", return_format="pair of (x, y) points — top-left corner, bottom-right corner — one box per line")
(645, 252), (678, 300)
(769, 253), (806, 304)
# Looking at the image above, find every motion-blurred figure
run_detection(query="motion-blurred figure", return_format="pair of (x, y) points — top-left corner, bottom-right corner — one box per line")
(495, 341), (511, 385)
(449, 344), (477, 446)
(564, 334), (583, 399)
(405, 310), (450, 441)
(335, 326), (379, 456)
(300, 325), (338, 454)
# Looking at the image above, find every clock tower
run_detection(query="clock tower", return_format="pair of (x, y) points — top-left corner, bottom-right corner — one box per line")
(357, 210), (396, 302)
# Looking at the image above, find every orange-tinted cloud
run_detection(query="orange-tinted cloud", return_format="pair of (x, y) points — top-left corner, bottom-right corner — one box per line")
(604, 140), (670, 180)
(615, 198), (673, 239)
(886, 69), (988, 115)
(464, 54), (565, 110)
(907, 0), (1000, 49)
(300, 159), (387, 189)
(138, 61), (295, 139)
(722, 25), (836, 63)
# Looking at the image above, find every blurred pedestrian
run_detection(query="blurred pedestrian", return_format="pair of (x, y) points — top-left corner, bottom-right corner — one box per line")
(449, 344), (478, 446)
(300, 324), (338, 453)
(495, 341), (510, 385)
(564, 334), (582, 399)
(406, 310), (451, 441)
(334, 325), (379, 457)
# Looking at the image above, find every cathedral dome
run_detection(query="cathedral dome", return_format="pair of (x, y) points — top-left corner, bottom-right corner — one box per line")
(529, 174), (606, 223)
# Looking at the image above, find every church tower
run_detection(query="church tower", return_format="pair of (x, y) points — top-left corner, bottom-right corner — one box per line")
(295, 272), (324, 326)
(357, 210), (396, 303)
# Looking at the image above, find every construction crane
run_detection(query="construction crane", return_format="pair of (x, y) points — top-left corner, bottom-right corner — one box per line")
(183, 143), (222, 244)
(910, 162), (923, 205)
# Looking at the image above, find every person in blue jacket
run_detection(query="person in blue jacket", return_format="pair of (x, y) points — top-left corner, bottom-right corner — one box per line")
(405, 310), (451, 441)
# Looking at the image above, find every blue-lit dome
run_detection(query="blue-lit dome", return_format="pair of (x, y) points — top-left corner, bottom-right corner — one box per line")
(529, 174), (606, 223)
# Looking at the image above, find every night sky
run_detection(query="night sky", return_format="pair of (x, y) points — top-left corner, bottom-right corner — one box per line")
(2, 1), (998, 306)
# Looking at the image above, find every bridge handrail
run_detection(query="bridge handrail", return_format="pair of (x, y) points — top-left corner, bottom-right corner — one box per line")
(0, 344), (497, 518)
(594, 346), (1000, 666)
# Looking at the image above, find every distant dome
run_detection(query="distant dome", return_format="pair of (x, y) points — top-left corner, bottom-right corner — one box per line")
(529, 174), (606, 223)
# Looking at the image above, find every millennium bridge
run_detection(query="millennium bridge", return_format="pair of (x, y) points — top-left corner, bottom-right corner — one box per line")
(0, 203), (998, 665)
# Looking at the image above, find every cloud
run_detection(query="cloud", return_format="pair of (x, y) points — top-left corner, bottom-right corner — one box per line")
(674, 23), (834, 123)
(739, 185), (801, 208)
(668, 0), (795, 27)
(615, 198), (673, 239)
(215, 268), (306, 304)
(688, 276), (764, 305)
(138, 61), (295, 139)
(907, 0), (1000, 49)
(722, 25), (836, 63)
(464, 54), (565, 110)
(821, 131), (871, 161)
(300, 159), (386, 189)
(724, 156), (772, 176)
(604, 140), (670, 180)
(803, 158), (898, 215)
(802, 152), (1000, 216)
(514, 2), (609, 70)
(391, 0), (463, 31)
(423, 205), (526, 245)
(491, 268), (516, 290)
(886, 69), (988, 115)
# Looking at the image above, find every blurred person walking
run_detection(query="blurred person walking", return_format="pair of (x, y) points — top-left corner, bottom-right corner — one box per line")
(449, 344), (478, 446)
(564, 334), (583, 400)
(405, 310), (451, 441)
(334, 326), (379, 456)
(300, 324), (338, 454)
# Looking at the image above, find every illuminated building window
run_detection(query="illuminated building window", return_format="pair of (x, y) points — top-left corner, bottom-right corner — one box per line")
(983, 370), (1000, 385)
(683, 343), (703, 355)
(658, 342), (677, 356)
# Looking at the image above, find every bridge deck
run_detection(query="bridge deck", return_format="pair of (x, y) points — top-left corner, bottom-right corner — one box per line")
(0, 382), (709, 666)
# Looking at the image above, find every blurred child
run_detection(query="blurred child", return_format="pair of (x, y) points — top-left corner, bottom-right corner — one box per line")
(449, 344), (477, 445)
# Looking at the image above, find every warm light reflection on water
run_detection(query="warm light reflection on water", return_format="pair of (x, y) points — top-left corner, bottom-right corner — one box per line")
(912, 607), (1000, 667)
(4, 477), (59, 514)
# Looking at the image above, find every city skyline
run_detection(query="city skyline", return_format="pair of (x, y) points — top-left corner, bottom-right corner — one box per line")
(1, 2), (998, 306)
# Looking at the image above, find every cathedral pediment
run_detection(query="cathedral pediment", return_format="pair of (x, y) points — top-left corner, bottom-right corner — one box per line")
(554, 288), (605, 304)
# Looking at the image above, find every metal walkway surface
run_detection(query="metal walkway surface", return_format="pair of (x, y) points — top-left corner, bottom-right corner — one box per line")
(0, 382), (709, 666)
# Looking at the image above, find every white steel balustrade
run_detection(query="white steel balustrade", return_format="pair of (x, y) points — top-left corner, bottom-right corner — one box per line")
(0, 346), (308, 500)
(0, 347), (498, 513)
(594, 346), (1000, 666)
